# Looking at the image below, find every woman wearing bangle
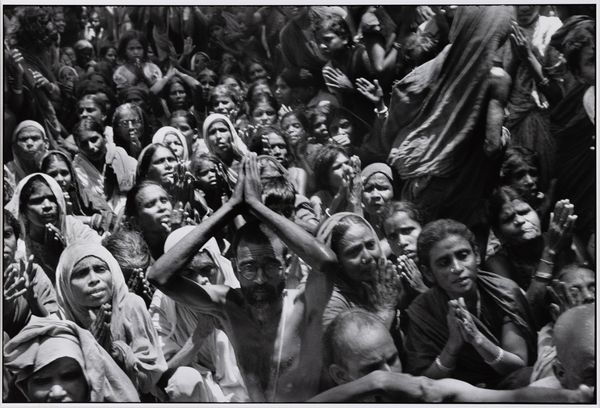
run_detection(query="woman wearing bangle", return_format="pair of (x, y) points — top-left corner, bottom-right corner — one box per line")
(404, 219), (536, 388)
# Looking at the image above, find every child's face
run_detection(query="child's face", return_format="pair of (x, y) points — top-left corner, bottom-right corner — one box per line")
(125, 39), (144, 62)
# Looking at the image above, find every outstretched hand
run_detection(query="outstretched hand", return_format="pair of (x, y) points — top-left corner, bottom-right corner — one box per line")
(546, 199), (577, 255)
(356, 78), (383, 105)
(323, 66), (353, 91)
(4, 255), (35, 302)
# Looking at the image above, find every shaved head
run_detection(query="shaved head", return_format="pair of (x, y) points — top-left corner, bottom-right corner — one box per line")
(553, 304), (595, 389)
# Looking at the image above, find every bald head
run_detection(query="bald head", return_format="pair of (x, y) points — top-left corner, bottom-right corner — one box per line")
(325, 309), (402, 384)
(553, 304), (595, 389)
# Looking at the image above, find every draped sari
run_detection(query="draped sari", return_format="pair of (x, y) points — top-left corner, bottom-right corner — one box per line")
(404, 270), (536, 387)
(56, 243), (167, 394)
(4, 316), (140, 402)
(383, 6), (512, 231)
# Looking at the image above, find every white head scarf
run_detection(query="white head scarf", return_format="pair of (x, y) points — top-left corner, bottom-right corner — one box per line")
(55, 243), (129, 329)
(6, 173), (67, 257)
(164, 226), (239, 288)
(152, 126), (190, 162)
(202, 113), (248, 159)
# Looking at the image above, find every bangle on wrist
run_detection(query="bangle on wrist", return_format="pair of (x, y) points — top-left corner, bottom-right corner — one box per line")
(374, 105), (388, 117)
(435, 356), (454, 371)
(534, 271), (553, 281)
(484, 347), (504, 365)
(540, 258), (554, 266)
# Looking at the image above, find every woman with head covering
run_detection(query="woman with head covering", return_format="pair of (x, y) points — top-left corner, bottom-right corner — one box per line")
(5, 173), (101, 283)
(4, 317), (140, 402)
(149, 226), (248, 402)
(41, 150), (113, 224)
(151, 126), (190, 163)
(3, 209), (58, 339)
(72, 117), (138, 215)
(202, 113), (248, 182)
(316, 212), (401, 330)
(6, 121), (50, 186)
(360, 163), (395, 242)
(55, 243), (167, 395)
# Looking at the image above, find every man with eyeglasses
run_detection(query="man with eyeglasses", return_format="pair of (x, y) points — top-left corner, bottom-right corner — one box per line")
(149, 153), (338, 402)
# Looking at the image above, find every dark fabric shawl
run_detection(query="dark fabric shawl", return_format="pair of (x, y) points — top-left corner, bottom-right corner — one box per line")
(404, 270), (536, 386)
(385, 5), (513, 178)
(551, 83), (596, 240)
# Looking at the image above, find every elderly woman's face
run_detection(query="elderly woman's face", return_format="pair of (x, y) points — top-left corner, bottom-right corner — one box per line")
(207, 120), (233, 158)
(44, 158), (72, 192)
(497, 199), (541, 244)
(115, 108), (143, 157)
(135, 184), (173, 233)
(25, 180), (59, 228)
(147, 147), (178, 186)
(26, 357), (89, 403)
(70, 256), (113, 308)
(163, 133), (184, 160)
(425, 234), (479, 299)
(15, 127), (47, 162)
(362, 173), (393, 217)
(336, 222), (380, 283)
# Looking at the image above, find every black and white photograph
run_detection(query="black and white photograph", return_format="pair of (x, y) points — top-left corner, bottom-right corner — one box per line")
(1, 3), (596, 403)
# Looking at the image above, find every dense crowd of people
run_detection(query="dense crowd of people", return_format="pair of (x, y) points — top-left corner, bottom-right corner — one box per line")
(2, 5), (596, 403)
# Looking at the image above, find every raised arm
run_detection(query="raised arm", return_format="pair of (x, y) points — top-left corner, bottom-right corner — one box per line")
(147, 183), (244, 311)
(243, 154), (338, 272)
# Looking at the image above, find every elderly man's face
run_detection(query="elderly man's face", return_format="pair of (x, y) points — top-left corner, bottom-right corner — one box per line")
(235, 236), (285, 310)
(332, 322), (402, 384)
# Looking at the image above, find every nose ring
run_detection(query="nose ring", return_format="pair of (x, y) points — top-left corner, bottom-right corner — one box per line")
(361, 258), (368, 264)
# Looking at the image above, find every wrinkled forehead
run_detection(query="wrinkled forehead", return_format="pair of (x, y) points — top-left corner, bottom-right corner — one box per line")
(235, 234), (286, 262)
(73, 254), (108, 271)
